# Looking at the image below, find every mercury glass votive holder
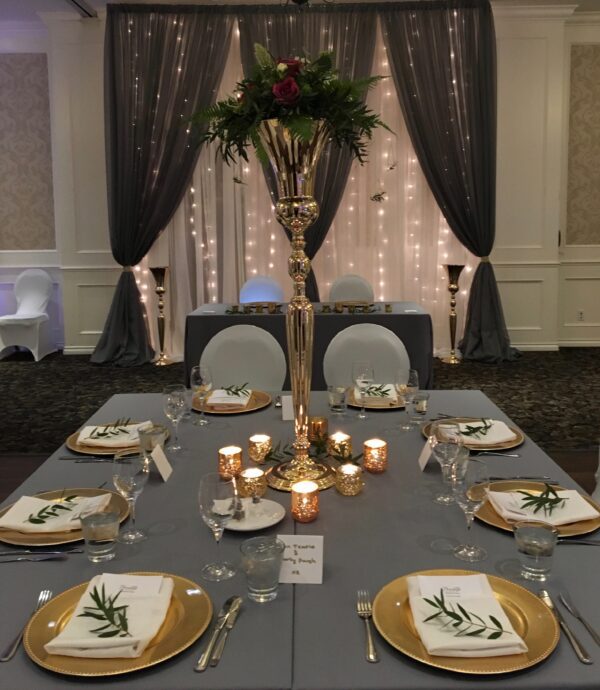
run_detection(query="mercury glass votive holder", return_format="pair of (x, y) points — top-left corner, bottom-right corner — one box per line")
(248, 434), (272, 464)
(218, 445), (243, 479)
(291, 480), (319, 523)
(238, 467), (267, 499)
(335, 464), (364, 496)
(327, 432), (352, 459)
(363, 439), (388, 473)
(308, 416), (329, 442)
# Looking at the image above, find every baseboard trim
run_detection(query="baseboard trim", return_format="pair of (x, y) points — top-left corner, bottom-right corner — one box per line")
(511, 344), (559, 351)
(558, 341), (600, 347)
(63, 346), (94, 355)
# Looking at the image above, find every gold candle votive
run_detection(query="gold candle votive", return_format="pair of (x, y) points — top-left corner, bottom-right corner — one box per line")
(327, 432), (352, 458)
(335, 463), (364, 496)
(238, 467), (267, 499)
(291, 480), (319, 523)
(308, 416), (329, 442)
(218, 445), (243, 479)
(363, 439), (388, 473)
(248, 434), (272, 464)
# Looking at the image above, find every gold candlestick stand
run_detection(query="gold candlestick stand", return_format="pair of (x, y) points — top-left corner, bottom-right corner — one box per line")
(149, 266), (171, 366)
(442, 264), (465, 365)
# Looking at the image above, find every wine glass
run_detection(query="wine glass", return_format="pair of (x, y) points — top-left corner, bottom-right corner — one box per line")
(452, 458), (489, 562)
(198, 473), (236, 581)
(429, 421), (464, 505)
(352, 360), (374, 420)
(190, 365), (212, 427)
(112, 452), (148, 543)
(397, 368), (419, 431)
(163, 384), (187, 452)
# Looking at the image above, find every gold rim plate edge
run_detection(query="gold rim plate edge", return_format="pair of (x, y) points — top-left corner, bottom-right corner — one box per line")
(421, 417), (525, 451)
(347, 389), (405, 411)
(65, 422), (169, 457)
(372, 568), (559, 675)
(24, 571), (212, 677)
(477, 480), (600, 537)
(0, 488), (129, 546)
(192, 390), (271, 415)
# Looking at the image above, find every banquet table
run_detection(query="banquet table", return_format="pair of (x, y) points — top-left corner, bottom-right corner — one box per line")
(1, 390), (599, 690)
(184, 302), (434, 389)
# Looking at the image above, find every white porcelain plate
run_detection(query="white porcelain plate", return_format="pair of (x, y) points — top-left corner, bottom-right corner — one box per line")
(226, 499), (286, 532)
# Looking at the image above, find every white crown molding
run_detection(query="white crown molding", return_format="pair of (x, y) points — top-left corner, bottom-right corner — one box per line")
(567, 11), (600, 24)
(492, 4), (578, 20)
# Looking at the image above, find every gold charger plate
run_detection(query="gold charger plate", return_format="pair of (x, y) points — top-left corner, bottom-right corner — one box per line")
(0, 488), (129, 546)
(372, 568), (559, 675)
(65, 422), (169, 457)
(347, 389), (405, 410)
(476, 480), (600, 537)
(24, 571), (212, 677)
(421, 417), (525, 451)
(193, 390), (271, 415)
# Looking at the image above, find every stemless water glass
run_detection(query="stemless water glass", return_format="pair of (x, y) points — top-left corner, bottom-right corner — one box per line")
(452, 458), (489, 562)
(163, 384), (187, 452)
(190, 365), (212, 427)
(429, 421), (464, 504)
(112, 452), (149, 544)
(198, 472), (236, 582)
(352, 360), (374, 420)
(397, 368), (419, 431)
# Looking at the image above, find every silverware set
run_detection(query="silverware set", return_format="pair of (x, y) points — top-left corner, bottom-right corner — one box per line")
(356, 589), (379, 663)
(195, 595), (242, 672)
(0, 589), (53, 662)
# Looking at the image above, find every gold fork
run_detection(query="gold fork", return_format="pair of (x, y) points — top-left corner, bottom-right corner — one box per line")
(356, 589), (379, 663)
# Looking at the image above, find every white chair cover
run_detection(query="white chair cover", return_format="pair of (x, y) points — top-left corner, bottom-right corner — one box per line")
(239, 276), (285, 304)
(200, 324), (287, 390)
(328, 274), (374, 303)
(323, 323), (410, 387)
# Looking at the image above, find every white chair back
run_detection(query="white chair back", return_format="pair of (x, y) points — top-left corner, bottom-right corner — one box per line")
(200, 325), (287, 390)
(239, 276), (285, 304)
(329, 274), (374, 303)
(14, 269), (53, 315)
(323, 323), (410, 387)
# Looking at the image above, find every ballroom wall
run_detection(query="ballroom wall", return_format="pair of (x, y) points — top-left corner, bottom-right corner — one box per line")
(0, 4), (598, 355)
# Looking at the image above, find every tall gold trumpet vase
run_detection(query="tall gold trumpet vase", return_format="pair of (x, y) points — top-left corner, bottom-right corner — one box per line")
(441, 264), (465, 365)
(149, 266), (171, 366)
(258, 119), (335, 491)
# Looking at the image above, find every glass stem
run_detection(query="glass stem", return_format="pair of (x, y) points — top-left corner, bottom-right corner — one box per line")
(173, 419), (179, 445)
(128, 498), (137, 529)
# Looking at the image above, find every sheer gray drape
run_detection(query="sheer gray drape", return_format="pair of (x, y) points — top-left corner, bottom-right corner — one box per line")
(238, 7), (377, 302)
(381, 0), (518, 362)
(92, 5), (233, 365)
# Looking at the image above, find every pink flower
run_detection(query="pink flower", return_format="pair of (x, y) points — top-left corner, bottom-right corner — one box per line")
(277, 58), (303, 78)
(272, 76), (301, 106)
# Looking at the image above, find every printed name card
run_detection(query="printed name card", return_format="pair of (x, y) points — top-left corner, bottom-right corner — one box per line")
(417, 440), (432, 471)
(281, 395), (294, 421)
(151, 445), (173, 482)
(277, 535), (324, 584)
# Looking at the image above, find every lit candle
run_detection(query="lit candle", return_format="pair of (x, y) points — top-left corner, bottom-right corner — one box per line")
(238, 467), (267, 499)
(248, 434), (272, 464)
(328, 432), (352, 458)
(308, 416), (329, 442)
(218, 446), (243, 479)
(363, 439), (388, 473)
(291, 480), (319, 523)
(335, 463), (364, 496)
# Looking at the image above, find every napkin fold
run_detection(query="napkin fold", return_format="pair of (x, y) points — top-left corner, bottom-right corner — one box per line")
(77, 421), (151, 448)
(353, 383), (398, 407)
(44, 574), (174, 658)
(408, 574), (527, 658)
(487, 489), (600, 526)
(207, 389), (252, 409)
(0, 493), (112, 533)
(458, 419), (517, 446)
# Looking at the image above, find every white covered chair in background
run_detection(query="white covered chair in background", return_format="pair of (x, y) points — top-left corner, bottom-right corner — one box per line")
(200, 324), (287, 390)
(323, 323), (410, 387)
(329, 274), (374, 303)
(239, 275), (285, 304)
(0, 269), (56, 362)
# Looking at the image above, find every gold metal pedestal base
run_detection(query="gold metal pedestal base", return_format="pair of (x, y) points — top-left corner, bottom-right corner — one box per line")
(154, 353), (172, 367)
(266, 459), (336, 492)
(441, 354), (461, 365)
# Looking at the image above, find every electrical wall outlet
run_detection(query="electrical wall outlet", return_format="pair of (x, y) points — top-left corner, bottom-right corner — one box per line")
(577, 310), (584, 321)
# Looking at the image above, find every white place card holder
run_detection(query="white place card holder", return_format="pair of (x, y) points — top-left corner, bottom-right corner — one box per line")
(151, 445), (173, 482)
(417, 440), (432, 471)
(281, 395), (294, 421)
(277, 535), (324, 584)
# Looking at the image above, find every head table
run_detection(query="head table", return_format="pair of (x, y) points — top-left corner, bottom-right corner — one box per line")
(0, 390), (598, 689)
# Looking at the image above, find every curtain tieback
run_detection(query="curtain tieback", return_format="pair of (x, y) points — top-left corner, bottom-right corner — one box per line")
(122, 265), (133, 272)
(480, 256), (490, 263)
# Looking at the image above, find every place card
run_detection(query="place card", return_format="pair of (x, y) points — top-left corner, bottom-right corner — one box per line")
(277, 535), (324, 584)
(281, 395), (294, 421)
(151, 445), (173, 482)
(417, 440), (432, 471)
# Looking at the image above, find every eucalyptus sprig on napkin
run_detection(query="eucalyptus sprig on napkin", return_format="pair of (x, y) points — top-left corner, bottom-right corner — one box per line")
(517, 483), (568, 515)
(78, 585), (131, 638)
(88, 418), (132, 440)
(25, 494), (78, 525)
(364, 384), (391, 398)
(222, 383), (250, 398)
(459, 419), (492, 438)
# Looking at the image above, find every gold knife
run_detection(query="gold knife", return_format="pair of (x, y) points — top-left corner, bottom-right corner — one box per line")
(194, 595), (238, 672)
(210, 596), (242, 667)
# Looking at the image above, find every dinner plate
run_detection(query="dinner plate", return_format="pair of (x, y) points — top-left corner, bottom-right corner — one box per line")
(347, 389), (405, 410)
(421, 417), (525, 451)
(372, 568), (559, 675)
(0, 489), (129, 547)
(193, 390), (272, 415)
(65, 423), (169, 457)
(475, 480), (600, 537)
(24, 571), (212, 677)
(226, 499), (286, 531)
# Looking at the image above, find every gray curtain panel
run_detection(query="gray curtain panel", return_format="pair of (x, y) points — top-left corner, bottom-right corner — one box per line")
(238, 6), (377, 302)
(92, 5), (233, 366)
(381, 0), (519, 363)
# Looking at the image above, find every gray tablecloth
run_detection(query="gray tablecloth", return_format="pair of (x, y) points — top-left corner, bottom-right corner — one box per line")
(184, 302), (434, 390)
(1, 391), (599, 689)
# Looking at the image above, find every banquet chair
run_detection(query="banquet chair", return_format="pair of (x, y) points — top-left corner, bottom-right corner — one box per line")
(323, 323), (410, 387)
(200, 324), (287, 390)
(239, 275), (285, 304)
(329, 274), (374, 303)
(0, 269), (56, 362)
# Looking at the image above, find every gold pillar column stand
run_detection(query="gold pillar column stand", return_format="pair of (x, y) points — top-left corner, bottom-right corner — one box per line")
(149, 266), (171, 367)
(441, 264), (465, 365)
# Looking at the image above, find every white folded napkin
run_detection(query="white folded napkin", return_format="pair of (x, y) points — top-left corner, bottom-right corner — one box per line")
(207, 388), (252, 409)
(44, 574), (174, 658)
(487, 489), (600, 526)
(77, 421), (151, 448)
(353, 383), (397, 407)
(458, 419), (517, 446)
(0, 493), (112, 533)
(408, 574), (527, 657)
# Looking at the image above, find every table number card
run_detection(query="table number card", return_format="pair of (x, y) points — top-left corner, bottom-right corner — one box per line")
(281, 395), (294, 421)
(417, 440), (432, 471)
(151, 445), (173, 482)
(277, 535), (324, 584)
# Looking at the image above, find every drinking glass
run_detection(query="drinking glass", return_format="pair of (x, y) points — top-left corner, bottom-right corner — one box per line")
(112, 452), (149, 544)
(452, 458), (489, 562)
(513, 521), (558, 581)
(198, 472), (236, 581)
(190, 365), (212, 427)
(327, 385), (347, 415)
(429, 421), (464, 504)
(397, 368), (419, 431)
(163, 384), (187, 452)
(80, 512), (119, 562)
(352, 360), (374, 420)
(240, 536), (285, 602)
(138, 424), (166, 471)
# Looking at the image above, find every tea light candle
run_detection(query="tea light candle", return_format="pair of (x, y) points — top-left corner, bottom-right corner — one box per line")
(218, 445), (243, 479)
(248, 434), (272, 464)
(363, 439), (388, 473)
(308, 416), (328, 442)
(335, 463), (364, 496)
(291, 480), (319, 522)
(328, 432), (352, 458)
(238, 467), (267, 499)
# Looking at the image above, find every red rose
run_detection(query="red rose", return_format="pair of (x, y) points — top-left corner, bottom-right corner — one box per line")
(272, 76), (301, 106)
(277, 58), (302, 78)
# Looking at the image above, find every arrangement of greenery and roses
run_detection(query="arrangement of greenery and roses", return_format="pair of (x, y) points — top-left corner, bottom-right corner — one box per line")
(194, 44), (388, 164)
